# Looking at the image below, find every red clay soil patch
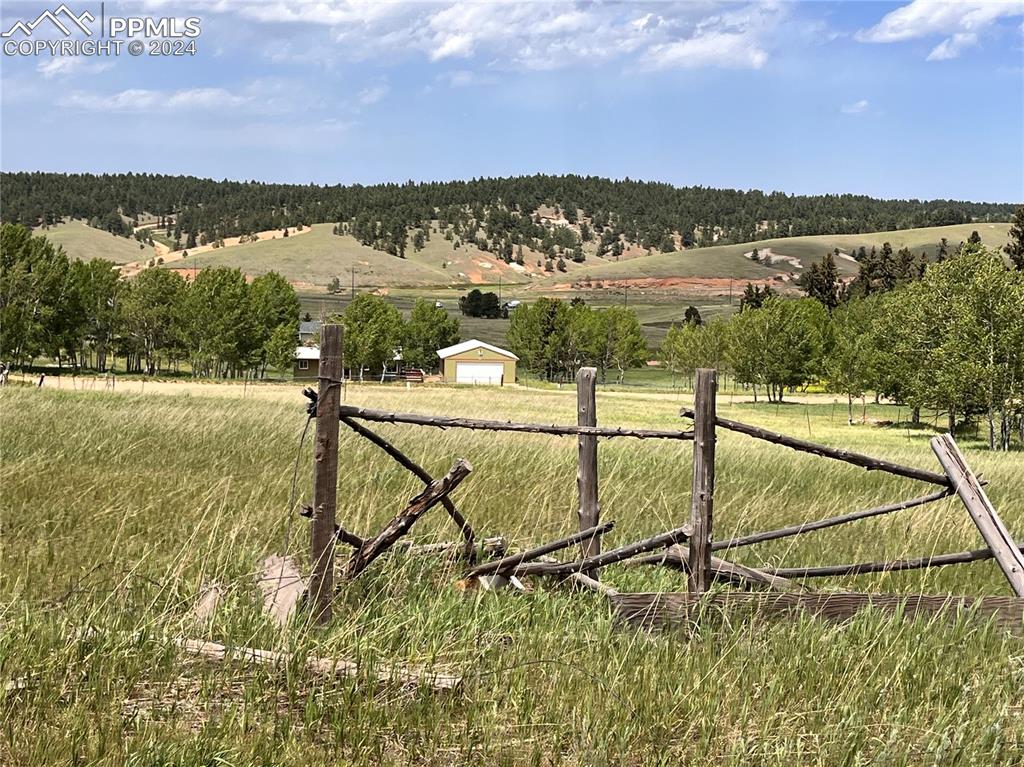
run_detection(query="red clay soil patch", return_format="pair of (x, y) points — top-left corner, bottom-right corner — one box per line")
(543, 276), (792, 296)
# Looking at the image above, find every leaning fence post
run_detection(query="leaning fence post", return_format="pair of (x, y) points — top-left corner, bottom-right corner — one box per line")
(576, 367), (601, 579)
(931, 434), (1024, 597)
(689, 368), (717, 595)
(310, 324), (342, 623)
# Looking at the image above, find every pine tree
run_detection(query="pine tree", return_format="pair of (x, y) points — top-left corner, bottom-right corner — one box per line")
(1004, 206), (1024, 270)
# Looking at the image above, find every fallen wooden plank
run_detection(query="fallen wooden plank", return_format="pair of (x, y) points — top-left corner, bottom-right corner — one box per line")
(611, 591), (1024, 634)
(397, 536), (507, 557)
(674, 544), (798, 592)
(465, 522), (614, 578)
(189, 582), (224, 625)
(256, 555), (306, 628)
(176, 638), (461, 691)
(931, 434), (1024, 597)
(509, 525), (692, 577)
(535, 556), (621, 598)
(564, 571), (620, 598)
(681, 408), (950, 487)
(339, 404), (695, 441)
(340, 459), (472, 580)
(629, 546), (799, 592)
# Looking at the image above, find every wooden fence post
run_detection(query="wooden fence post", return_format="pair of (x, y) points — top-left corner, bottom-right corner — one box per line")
(931, 434), (1024, 597)
(576, 367), (601, 579)
(688, 368), (717, 595)
(310, 324), (342, 623)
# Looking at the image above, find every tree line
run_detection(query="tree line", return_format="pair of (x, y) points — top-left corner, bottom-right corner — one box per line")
(664, 219), (1024, 451)
(330, 295), (459, 379)
(506, 299), (648, 384)
(0, 224), (300, 377)
(3, 172), (1015, 268)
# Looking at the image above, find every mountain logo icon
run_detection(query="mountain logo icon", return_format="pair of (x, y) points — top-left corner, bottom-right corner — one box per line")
(2, 4), (95, 37)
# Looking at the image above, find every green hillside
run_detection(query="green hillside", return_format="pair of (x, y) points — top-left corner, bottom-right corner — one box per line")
(35, 219), (150, 264)
(34, 219), (1015, 294)
(186, 224), (450, 287)
(557, 223), (1013, 285)
(185, 223), (608, 289)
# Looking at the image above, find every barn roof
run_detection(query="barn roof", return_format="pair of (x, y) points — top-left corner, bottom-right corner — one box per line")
(436, 339), (519, 361)
(294, 345), (320, 360)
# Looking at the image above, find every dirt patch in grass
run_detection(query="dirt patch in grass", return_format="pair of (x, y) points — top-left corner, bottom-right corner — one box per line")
(545, 275), (793, 296)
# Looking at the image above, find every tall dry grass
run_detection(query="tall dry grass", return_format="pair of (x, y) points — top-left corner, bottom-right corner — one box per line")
(2, 383), (1022, 764)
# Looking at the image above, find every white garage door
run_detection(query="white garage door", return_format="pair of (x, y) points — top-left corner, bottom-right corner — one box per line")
(455, 362), (504, 385)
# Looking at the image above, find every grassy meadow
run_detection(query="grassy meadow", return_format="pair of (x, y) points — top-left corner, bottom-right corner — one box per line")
(190, 223), (611, 289)
(37, 220), (151, 264)
(3, 381), (1023, 765)
(568, 222), (1014, 284)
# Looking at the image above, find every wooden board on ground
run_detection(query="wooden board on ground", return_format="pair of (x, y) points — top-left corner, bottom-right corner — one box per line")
(257, 554), (306, 628)
(611, 592), (1024, 635)
(189, 582), (224, 625)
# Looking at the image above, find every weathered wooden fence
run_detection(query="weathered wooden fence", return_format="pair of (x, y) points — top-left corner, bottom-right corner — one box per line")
(302, 324), (1024, 633)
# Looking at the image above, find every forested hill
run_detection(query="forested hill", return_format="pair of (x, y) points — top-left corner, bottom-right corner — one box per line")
(1, 171), (1016, 257)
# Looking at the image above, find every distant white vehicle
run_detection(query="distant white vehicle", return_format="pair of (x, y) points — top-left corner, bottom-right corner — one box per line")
(505, 299), (521, 309)
(435, 300), (444, 308)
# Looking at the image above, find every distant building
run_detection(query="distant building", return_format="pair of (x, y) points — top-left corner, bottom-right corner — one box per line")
(299, 320), (322, 345)
(295, 320), (323, 379)
(294, 345), (320, 379)
(437, 339), (518, 385)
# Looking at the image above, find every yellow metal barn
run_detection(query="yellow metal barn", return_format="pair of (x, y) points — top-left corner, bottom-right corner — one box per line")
(437, 340), (518, 386)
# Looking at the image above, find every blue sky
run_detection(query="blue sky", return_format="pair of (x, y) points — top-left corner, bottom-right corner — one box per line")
(2, 1), (1022, 201)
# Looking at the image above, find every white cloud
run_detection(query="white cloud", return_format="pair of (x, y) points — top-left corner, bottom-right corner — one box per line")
(60, 87), (250, 112)
(439, 69), (498, 88)
(430, 32), (474, 61)
(841, 99), (869, 114)
(646, 31), (768, 70)
(36, 57), (113, 79)
(926, 32), (980, 60)
(357, 83), (389, 105)
(178, 1), (788, 72)
(643, 3), (782, 70)
(857, 0), (1023, 60)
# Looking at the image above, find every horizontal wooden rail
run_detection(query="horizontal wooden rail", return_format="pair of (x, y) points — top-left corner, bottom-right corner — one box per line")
(340, 405), (694, 441)
(761, 546), (1012, 579)
(465, 522), (615, 578)
(627, 546), (801, 591)
(680, 408), (950, 486)
(506, 525), (692, 577)
(612, 592), (1024, 634)
(712, 488), (954, 552)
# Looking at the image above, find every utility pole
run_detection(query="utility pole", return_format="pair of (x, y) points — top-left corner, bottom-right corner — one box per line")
(498, 275), (502, 303)
(351, 267), (355, 301)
